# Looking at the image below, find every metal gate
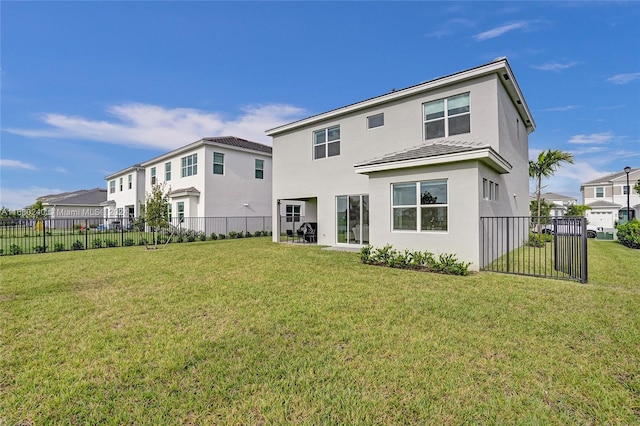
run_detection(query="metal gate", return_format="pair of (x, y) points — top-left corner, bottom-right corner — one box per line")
(480, 216), (588, 283)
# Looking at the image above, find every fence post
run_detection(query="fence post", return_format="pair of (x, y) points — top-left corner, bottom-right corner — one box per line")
(581, 217), (588, 284)
(85, 219), (89, 250)
(43, 219), (47, 252)
(506, 217), (510, 273)
(121, 219), (124, 247)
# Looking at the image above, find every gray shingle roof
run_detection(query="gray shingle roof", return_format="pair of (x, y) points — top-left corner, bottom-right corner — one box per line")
(204, 136), (272, 154)
(39, 188), (107, 206)
(586, 200), (622, 208)
(169, 187), (200, 196)
(355, 140), (488, 168)
(541, 192), (576, 202)
(582, 168), (639, 185)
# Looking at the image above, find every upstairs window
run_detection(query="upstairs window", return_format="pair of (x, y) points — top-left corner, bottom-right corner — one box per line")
(165, 162), (171, 181)
(313, 125), (340, 159)
(109, 180), (115, 194)
(119, 177), (123, 191)
(255, 159), (264, 179)
(367, 113), (384, 129)
(623, 185), (629, 195)
(424, 93), (470, 140)
(595, 187), (604, 198)
(151, 167), (157, 184)
(128, 174), (132, 189)
(213, 152), (224, 175)
(181, 154), (198, 177)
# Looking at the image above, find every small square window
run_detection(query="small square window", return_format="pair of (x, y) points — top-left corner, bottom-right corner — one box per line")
(367, 113), (384, 129)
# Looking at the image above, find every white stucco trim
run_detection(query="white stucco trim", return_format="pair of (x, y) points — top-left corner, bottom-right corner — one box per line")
(353, 148), (512, 175)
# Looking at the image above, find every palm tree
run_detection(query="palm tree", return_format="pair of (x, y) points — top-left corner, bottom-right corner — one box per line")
(529, 149), (574, 233)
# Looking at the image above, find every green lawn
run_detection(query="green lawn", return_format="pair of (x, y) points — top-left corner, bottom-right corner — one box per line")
(1, 238), (639, 424)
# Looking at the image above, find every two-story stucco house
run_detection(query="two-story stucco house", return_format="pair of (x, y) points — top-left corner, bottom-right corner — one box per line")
(266, 58), (534, 270)
(104, 136), (272, 222)
(103, 165), (146, 219)
(535, 192), (577, 217)
(581, 168), (639, 228)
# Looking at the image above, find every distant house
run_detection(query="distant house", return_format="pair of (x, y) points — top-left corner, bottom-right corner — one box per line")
(39, 188), (107, 227)
(267, 58), (534, 270)
(581, 168), (640, 228)
(104, 136), (272, 221)
(534, 192), (577, 217)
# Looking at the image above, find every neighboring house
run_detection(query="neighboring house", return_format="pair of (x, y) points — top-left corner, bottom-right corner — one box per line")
(266, 58), (534, 270)
(104, 136), (273, 221)
(581, 168), (640, 228)
(534, 192), (578, 217)
(39, 188), (107, 227)
(103, 165), (146, 219)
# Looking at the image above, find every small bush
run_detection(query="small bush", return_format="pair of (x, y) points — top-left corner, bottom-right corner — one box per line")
(218, 233), (226, 240)
(186, 234), (196, 243)
(124, 238), (135, 247)
(138, 239), (147, 246)
(617, 219), (640, 249)
(254, 231), (263, 237)
(210, 233), (218, 240)
(54, 242), (65, 252)
(33, 245), (48, 254)
(360, 244), (471, 276)
(10, 244), (23, 255)
(72, 240), (84, 250)
(105, 239), (118, 247)
(175, 235), (184, 243)
(92, 238), (103, 249)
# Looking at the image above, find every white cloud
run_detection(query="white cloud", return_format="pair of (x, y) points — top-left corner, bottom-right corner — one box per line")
(474, 21), (528, 41)
(0, 186), (63, 210)
(54, 167), (68, 173)
(606, 72), (640, 85)
(5, 103), (307, 151)
(425, 18), (475, 38)
(0, 159), (36, 170)
(531, 61), (578, 71)
(568, 132), (614, 144)
(541, 105), (580, 112)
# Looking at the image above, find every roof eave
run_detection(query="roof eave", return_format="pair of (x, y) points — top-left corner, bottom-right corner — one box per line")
(354, 148), (512, 175)
(267, 58), (535, 136)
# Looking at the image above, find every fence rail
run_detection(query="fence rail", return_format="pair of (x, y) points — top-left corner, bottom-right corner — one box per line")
(0, 216), (272, 256)
(480, 216), (587, 283)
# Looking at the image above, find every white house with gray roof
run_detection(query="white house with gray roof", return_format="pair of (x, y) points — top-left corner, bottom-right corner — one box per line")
(104, 136), (272, 222)
(581, 168), (639, 228)
(39, 188), (107, 227)
(266, 58), (534, 270)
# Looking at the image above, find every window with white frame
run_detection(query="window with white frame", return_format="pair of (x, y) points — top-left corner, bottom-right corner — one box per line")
(285, 205), (301, 223)
(177, 202), (184, 220)
(623, 185), (629, 195)
(128, 174), (132, 189)
(213, 153), (224, 175)
(483, 178), (499, 201)
(367, 113), (384, 129)
(595, 187), (604, 198)
(181, 154), (197, 177)
(119, 177), (123, 191)
(392, 180), (448, 231)
(109, 180), (115, 194)
(165, 162), (171, 181)
(313, 125), (340, 159)
(151, 167), (157, 184)
(255, 159), (264, 179)
(423, 93), (470, 140)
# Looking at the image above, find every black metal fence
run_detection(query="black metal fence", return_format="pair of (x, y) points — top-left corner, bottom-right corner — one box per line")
(0, 216), (272, 256)
(480, 216), (588, 283)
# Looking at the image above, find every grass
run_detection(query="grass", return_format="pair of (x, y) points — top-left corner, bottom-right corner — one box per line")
(1, 238), (639, 424)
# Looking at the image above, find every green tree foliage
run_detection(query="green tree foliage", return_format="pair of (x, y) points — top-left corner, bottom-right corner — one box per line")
(529, 150), (574, 233)
(565, 203), (591, 217)
(529, 199), (552, 219)
(27, 200), (47, 219)
(634, 179), (640, 196)
(145, 183), (170, 246)
(616, 219), (640, 249)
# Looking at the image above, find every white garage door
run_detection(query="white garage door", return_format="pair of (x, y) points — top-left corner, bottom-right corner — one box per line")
(588, 211), (614, 228)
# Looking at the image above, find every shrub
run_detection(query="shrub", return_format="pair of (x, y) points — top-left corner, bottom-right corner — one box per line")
(186, 234), (196, 243)
(617, 219), (640, 249)
(218, 233), (226, 240)
(360, 244), (471, 276)
(10, 244), (23, 255)
(105, 239), (118, 247)
(245, 231), (253, 238)
(124, 238), (135, 247)
(527, 233), (546, 247)
(72, 240), (84, 250)
(92, 238), (103, 249)
(198, 232), (207, 242)
(254, 230), (262, 237)
(33, 245), (47, 254)
(175, 235), (184, 243)
(54, 242), (65, 252)
(210, 233), (218, 240)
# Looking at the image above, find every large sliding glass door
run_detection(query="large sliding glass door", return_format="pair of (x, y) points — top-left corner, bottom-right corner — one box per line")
(336, 194), (369, 245)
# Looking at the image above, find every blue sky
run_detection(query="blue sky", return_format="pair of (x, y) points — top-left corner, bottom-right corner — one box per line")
(1, 1), (639, 210)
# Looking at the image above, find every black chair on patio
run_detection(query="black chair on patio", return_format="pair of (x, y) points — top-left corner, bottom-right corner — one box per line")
(286, 229), (295, 242)
(296, 229), (305, 243)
